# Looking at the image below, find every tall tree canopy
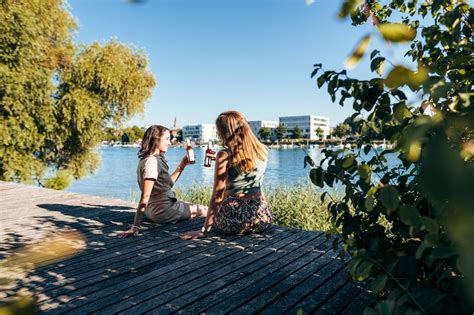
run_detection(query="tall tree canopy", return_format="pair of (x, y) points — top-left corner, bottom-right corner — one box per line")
(0, 0), (156, 188)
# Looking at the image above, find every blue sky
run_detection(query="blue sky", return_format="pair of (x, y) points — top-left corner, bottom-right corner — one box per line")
(68, 0), (399, 128)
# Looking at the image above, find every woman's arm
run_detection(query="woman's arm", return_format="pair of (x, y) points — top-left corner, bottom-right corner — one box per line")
(118, 179), (155, 238)
(180, 150), (228, 239)
(170, 156), (189, 183)
(203, 150), (229, 231)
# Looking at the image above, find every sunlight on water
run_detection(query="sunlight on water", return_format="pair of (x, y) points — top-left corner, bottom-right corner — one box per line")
(66, 146), (397, 201)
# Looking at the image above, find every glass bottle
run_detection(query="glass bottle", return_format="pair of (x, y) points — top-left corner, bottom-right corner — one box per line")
(186, 139), (196, 164)
(204, 141), (216, 167)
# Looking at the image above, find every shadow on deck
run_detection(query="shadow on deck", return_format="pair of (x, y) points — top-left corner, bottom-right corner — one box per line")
(0, 181), (372, 314)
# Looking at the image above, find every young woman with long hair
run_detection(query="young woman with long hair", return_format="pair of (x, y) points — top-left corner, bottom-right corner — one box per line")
(119, 125), (208, 238)
(180, 111), (273, 239)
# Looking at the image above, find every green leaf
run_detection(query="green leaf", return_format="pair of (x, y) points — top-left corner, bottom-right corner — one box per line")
(338, 0), (361, 18)
(355, 260), (373, 280)
(358, 164), (371, 180)
(421, 217), (439, 234)
(309, 167), (324, 188)
(364, 195), (375, 211)
(399, 204), (422, 228)
(378, 23), (417, 42)
(304, 155), (315, 168)
(416, 243), (429, 259)
(320, 191), (329, 203)
(348, 257), (362, 275)
(393, 102), (413, 122)
(370, 57), (386, 76)
(345, 34), (371, 69)
(342, 156), (356, 169)
(371, 273), (389, 294)
(379, 185), (400, 210)
(384, 66), (412, 89)
(324, 172), (335, 187)
(370, 49), (380, 59)
(431, 247), (457, 259)
(317, 73), (327, 88)
(310, 65), (322, 78)
(367, 186), (378, 196)
(363, 144), (371, 155)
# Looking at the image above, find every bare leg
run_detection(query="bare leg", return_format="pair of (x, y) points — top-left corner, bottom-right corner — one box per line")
(182, 202), (208, 219)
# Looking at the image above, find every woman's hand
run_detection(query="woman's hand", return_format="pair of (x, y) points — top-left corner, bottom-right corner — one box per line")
(118, 227), (140, 238)
(180, 230), (206, 240)
(180, 155), (190, 169)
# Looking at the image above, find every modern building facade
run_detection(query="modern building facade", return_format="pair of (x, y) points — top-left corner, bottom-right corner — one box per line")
(182, 124), (218, 143)
(248, 120), (279, 141)
(279, 115), (330, 139)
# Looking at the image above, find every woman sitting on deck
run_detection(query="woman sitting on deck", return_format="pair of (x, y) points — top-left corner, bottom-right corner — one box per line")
(180, 111), (273, 239)
(119, 125), (208, 238)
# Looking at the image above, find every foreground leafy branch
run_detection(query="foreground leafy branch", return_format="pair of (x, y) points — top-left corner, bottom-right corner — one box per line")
(306, 0), (473, 314)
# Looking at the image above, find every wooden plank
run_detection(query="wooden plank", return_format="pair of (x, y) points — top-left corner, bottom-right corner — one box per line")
(0, 207), (135, 257)
(29, 219), (199, 292)
(3, 220), (202, 302)
(138, 230), (317, 314)
(32, 218), (198, 278)
(0, 195), (133, 221)
(260, 251), (345, 315)
(96, 229), (303, 314)
(54, 229), (291, 313)
(287, 265), (350, 314)
(174, 232), (330, 314)
(340, 283), (373, 315)
(314, 280), (368, 314)
(33, 221), (205, 307)
(0, 182), (370, 314)
(37, 224), (254, 312)
(221, 237), (340, 315)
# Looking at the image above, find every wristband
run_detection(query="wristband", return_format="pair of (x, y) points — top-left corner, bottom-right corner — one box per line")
(131, 224), (141, 231)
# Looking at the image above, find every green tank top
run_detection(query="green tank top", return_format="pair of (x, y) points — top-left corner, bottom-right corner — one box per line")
(224, 148), (267, 195)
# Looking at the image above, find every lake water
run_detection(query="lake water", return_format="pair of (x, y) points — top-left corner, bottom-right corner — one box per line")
(66, 147), (327, 200)
(66, 146), (397, 201)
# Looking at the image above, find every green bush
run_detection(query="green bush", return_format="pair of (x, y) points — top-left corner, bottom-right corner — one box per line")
(306, 0), (473, 313)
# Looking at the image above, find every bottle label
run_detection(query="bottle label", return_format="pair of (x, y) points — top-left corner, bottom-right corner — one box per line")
(188, 149), (195, 162)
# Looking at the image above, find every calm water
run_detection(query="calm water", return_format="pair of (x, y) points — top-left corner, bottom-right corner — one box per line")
(66, 147), (327, 200)
(66, 146), (397, 201)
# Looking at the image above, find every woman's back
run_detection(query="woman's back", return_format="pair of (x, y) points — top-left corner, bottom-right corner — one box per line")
(223, 148), (267, 195)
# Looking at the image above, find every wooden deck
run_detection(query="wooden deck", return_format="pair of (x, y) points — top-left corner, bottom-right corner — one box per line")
(0, 181), (371, 314)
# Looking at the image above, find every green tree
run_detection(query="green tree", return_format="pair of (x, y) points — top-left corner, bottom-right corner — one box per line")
(334, 123), (352, 139)
(275, 124), (287, 142)
(132, 125), (144, 141)
(306, 0), (473, 313)
(175, 129), (183, 142)
(0, 0), (155, 188)
(291, 126), (303, 139)
(315, 127), (324, 139)
(121, 125), (144, 143)
(258, 127), (271, 141)
(103, 127), (120, 142)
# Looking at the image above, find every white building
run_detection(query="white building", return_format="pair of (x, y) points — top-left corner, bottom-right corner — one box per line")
(182, 124), (218, 143)
(279, 115), (330, 139)
(248, 120), (279, 141)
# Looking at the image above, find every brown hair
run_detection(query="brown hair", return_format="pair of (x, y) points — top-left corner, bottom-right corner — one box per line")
(215, 111), (268, 173)
(138, 125), (170, 159)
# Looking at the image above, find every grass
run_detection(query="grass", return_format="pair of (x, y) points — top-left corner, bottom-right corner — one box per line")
(172, 182), (337, 232)
(132, 182), (339, 231)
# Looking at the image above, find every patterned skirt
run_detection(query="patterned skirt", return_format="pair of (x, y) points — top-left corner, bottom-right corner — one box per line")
(215, 196), (274, 235)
